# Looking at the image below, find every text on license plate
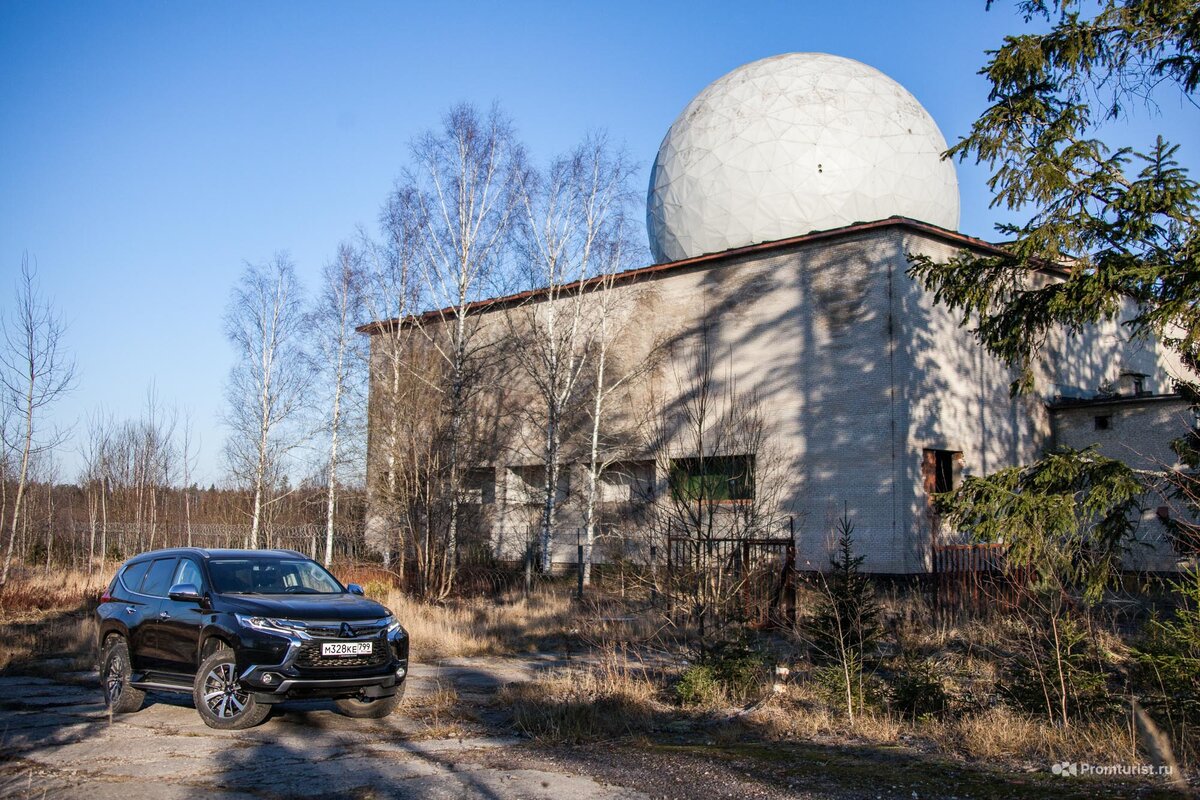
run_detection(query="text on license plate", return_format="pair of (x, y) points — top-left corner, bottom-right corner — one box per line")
(321, 641), (373, 657)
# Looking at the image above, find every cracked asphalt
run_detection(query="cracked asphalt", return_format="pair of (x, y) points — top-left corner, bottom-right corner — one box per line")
(0, 660), (647, 800)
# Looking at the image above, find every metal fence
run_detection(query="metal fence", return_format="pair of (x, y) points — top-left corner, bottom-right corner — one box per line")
(932, 542), (1032, 611)
(665, 525), (797, 629)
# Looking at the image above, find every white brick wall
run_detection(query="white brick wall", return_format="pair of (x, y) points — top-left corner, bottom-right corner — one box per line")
(365, 223), (1186, 573)
(1052, 397), (1195, 571)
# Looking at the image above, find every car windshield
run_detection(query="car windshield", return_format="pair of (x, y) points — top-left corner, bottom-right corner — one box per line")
(208, 558), (344, 595)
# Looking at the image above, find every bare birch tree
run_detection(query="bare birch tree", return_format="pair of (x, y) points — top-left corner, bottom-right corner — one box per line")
(40, 454), (58, 574)
(364, 185), (424, 572)
(511, 135), (637, 572)
(0, 256), (75, 588)
(139, 386), (177, 552)
(579, 268), (659, 584)
(180, 412), (198, 548)
(223, 254), (310, 548)
(311, 243), (366, 566)
(409, 104), (524, 595)
(79, 409), (116, 569)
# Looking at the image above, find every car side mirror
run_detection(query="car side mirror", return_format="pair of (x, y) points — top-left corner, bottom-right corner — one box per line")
(168, 583), (204, 604)
(347, 583), (365, 596)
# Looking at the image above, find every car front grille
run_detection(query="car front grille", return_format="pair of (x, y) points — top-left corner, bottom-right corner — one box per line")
(301, 621), (389, 638)
(295, 637), (390, 669)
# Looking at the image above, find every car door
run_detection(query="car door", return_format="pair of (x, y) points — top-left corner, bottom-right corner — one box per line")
(133, 556), (178, 670)
(110, 559), (159, 672)
(154, 557), (206, 675)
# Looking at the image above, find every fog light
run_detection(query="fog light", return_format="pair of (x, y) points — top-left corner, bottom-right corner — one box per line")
(395, 666), (407, 679)
(262, 673), (276, 685)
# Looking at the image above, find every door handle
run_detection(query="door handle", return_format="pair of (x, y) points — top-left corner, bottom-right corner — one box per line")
(124, 606), (136, 615)
(159, 611), (171, 620)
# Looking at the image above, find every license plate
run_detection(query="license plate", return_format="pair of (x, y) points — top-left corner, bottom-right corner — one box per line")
(321, 641), (373, 657)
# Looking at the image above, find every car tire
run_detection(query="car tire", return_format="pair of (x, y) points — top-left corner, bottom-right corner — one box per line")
(101, 638), (145, 714)
(334, 684), (403, 719)
(193, 648), (270, 730)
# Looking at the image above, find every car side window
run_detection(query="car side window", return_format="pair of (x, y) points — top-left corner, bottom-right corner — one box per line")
(119, 561), (151, 593)
(139, 558), (178, 597)
(172, 559), (203, 591)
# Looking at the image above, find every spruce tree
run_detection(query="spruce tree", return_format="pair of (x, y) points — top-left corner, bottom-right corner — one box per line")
(908, 1), (1200, 595)
(809, 512), (881, 720)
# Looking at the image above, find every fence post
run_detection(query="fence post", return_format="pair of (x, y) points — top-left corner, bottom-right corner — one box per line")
(524, 540), (533, 597)
(577, 543), (584, 601)
(741, 539), (752, 624)
(650, 543), (658, 606)
(786, 516), (797, 628)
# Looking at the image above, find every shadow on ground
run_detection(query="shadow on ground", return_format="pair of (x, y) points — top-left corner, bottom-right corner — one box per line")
(0, 648), (1190, 799)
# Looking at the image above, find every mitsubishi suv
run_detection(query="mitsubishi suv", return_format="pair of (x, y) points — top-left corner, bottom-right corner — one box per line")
(95, 548), (409, 729)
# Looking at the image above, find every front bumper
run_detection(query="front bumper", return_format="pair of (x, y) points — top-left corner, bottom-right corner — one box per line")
(248, 670), (404, 702)
(236, 625), (409, 702)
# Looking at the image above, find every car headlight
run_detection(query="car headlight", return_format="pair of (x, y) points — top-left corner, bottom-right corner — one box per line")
(382, 615), (405, 635)
(235, 614), (306, 635)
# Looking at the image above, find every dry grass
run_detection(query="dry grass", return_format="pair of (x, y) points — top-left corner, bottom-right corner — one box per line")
(500, 654), (664, 743)
(364, 583), (668, 663)
(0, 568), (108, 618)
(926, 705), (1139, 766)
(403, 679), (478, 739)
(379, 590), (576, 662)
(741, 683), (906, 745)
(499, 656), (1176, 784)
(0, 569), (105, 672)
(0, 610), (96, 672)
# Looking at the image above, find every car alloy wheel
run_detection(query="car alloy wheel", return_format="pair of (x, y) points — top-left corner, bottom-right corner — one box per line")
(104, 651), (126, 705)
(100, 639), (144, 714)
(201, 662), (250, 719)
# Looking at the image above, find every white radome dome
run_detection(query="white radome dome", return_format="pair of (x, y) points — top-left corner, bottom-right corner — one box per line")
(647, 53), (960, 263)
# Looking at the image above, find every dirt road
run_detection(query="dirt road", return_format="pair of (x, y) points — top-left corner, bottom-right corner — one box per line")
(0, 659), (645, 800)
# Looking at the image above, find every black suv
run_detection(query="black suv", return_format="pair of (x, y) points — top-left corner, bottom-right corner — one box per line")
(95, 548), (409, 729)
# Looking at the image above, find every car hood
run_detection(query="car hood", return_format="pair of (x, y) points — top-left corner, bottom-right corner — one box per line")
(216, 593), (390, 621)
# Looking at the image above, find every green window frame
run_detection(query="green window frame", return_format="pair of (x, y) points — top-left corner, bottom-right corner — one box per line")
(669, 455), (755, 503)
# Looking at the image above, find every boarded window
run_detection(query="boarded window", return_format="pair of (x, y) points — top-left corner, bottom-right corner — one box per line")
(507, 465), (569, 506)
(462, 468), (496, 505)
(669, 455), (754, 503)
(598, 461), (655, 504)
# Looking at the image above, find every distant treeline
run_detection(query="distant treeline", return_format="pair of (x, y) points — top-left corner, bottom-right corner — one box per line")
(0, 478), (367, 571)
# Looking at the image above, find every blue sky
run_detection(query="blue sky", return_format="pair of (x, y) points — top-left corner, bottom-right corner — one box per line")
(1, 1), (1196, 484)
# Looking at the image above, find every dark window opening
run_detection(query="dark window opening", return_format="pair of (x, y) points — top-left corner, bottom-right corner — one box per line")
(1095, 415), (1112, 431)
(507, 465), (568, 506)
(923, 449), (962, 540)
(669, 455), (754, 503)
(933, 451), (955, 494)
(463, 467), (496, 505)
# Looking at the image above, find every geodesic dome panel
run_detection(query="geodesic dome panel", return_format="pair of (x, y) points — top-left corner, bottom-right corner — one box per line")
(647, 53), (960, 263)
